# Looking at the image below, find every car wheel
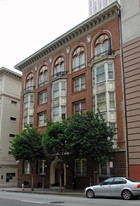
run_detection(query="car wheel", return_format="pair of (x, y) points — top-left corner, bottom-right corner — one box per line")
(122, 190), (133, 200)
(86, 189), (95, 198)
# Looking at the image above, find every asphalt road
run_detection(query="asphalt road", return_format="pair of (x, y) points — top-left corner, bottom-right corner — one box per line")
(0, 191), (140, 206)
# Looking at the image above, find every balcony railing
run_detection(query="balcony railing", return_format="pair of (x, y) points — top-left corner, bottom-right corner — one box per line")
(51, 71), (68, 80)
(90, 49), (115, 63)
(23, 86), (35, 93)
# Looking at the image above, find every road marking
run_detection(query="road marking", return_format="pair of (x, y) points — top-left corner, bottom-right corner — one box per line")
(21, 200), (44, 204)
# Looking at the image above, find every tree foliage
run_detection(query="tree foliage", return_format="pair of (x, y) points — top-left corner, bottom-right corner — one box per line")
(10, 126), (45, 190)
(66, 110), (117, 162)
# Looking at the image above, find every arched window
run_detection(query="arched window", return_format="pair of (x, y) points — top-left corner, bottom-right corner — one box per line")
(72, 47), (85, 72)
(26, 73), (34, 90)
(54, 57), (64, 76)
(95, 34), (110, 57)
(39, 66), (47, 87)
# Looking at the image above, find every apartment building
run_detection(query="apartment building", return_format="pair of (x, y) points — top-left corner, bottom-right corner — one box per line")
(15, 1), (126, 189)
(0, 67), (21, 187)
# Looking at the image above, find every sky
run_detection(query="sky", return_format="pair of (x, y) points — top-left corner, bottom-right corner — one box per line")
(0, 0), (89, 72)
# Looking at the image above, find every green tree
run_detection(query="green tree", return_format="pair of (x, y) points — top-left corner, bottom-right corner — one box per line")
(66, 110), (117, 162)
(10, 126), (45, 191)
(42, 120), (68, 192)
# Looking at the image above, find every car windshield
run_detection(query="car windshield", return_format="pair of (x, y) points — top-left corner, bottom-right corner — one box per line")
(126, 178), (137, 182)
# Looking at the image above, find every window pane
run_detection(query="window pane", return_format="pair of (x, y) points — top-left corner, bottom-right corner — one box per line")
(108, 63), (113, 79)
(96, 65), (105, 82)
(104, 40), (109, 53)
(97, 44), (101, 55)
(61, 82), (66, 96)
(109, 92), (115, 109)
(80, 52), (85, 68)
(97, 93), (106, 110)
(61, 62), (64, 72)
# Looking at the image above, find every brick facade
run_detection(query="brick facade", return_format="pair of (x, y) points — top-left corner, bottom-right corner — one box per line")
(16, 2), (126, 189)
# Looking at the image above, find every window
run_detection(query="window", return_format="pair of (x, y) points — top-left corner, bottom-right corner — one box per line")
(72, 47), (85, 72)
(53, 82), (59, 98)
(10, 117), (16, 121)
(39, 66), (47, 87)
(39, 90), (47, 105)
(100, 161), (114, 177)
(24, 95), (28, 109)
(97, 93), (106, 111)
(61, 106), (66, 120)
(109, 92), (115, 109)
(24, 161), (30, 174)
(29, 116), (33, 127)
(61, 82), (66, 96)
(26, 73), (34, 90)
(9, 134), (15, 138)
(108, 63), (114, 79)
(95, 34), (110, 57)
(54, 57), (64, 75)
(53, 107), (59, 122)
(30, 94), (34, 107)
(11, 100), (17, 105)
(39, 160), (46, 174)
(74, 75), (85, 92)
(38, 111), (47, 127)
(96, 65), (105, 82)
(23, 116), (27, 129)
(74, 101), (86, 113)
(75, 159), (87, 176)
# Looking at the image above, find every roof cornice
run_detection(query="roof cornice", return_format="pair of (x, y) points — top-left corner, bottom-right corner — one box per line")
(15, 1), (120, 71)
(0, 67), (22, 79)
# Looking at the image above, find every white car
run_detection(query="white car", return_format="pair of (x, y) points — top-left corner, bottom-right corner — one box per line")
(85, 177), (140, 200)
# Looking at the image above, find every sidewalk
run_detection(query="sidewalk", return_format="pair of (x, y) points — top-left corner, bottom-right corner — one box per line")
(0, 187), (84, 197)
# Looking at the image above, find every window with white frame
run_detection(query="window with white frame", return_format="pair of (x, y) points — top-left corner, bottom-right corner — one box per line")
(61, 106), (66, 120)
(72, 47), (85, 72)
(53, 107), (59, 122)
(29, 115), (33, 127)
(39, 66), (47, 87)
(54, 57), (64, 75)
(93, 63), (114, 84)
(24, 160), (30, 174)
(39, 160), (46, 174)
(74, 100), (86, 114)
(96, 65), (105, 82)
(75, 159), (87, 176)
(95, 34), (110, 57)
(74, 75), (85, 92)
(24, 95), (28, 109)
(61, 81), (66, 96)
(38, 111), (47, 127)
(23, 116), (27, 129)
(109, 92), (115, 109)
(30, 94), (34, 107)
(39, 90), (47, 105)
(97, 93), (106, 111)
(26, 73), (34, 90)
(53, 82), (59, 98)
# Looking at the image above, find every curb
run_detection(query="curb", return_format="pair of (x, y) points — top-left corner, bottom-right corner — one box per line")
(1, 189), (84, 197)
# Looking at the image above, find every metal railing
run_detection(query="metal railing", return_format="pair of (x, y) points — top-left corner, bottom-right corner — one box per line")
(90, 49), (115, 63)
(51, 71), (68, 80)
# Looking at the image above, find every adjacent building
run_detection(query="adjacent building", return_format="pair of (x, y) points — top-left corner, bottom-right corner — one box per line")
(121, 0), (140, 181)
(15, 1), (127, 189)
(89, 0), (120, 16)
(0, 67), (21, 187)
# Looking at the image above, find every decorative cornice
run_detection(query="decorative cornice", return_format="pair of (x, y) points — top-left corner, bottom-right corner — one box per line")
(14, 1), (120, 71)
(0, 67), (22, 79)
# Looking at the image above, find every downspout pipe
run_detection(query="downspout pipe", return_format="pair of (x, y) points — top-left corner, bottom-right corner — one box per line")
(118, 9), (129, 177)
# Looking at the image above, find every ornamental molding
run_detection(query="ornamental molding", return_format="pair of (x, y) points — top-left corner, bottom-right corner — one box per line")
(15, 2), (120, 71)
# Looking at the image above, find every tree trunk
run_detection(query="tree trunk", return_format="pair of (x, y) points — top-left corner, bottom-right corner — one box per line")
(31, 162), (34, 191)
(59, 163), (63, 192)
